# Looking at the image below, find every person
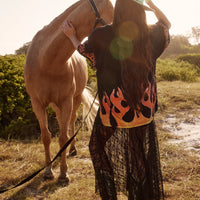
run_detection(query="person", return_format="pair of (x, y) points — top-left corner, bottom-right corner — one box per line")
(63, 0), (171, 199)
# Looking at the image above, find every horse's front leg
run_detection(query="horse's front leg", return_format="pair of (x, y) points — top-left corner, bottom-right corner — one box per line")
(58, 96), (73, 182)
(31, 97), (54, 180)
(68, 94), (82, 156)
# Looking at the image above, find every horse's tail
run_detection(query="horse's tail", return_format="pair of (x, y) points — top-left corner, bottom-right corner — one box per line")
(81, 87), (99, 131)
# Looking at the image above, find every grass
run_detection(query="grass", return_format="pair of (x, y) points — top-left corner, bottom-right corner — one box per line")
(0, 80), (200, 200)
(156, 81), (200, 200)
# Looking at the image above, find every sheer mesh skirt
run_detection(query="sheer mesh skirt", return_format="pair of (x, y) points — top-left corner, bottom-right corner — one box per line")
(89, 120), (164, 200)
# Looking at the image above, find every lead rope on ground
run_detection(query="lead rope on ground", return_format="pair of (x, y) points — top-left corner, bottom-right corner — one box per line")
(0, 92), (98, 194)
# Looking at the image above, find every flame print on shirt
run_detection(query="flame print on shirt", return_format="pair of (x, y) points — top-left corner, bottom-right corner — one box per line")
(78, 44), (96, 67)
(100, 82), (156, 128)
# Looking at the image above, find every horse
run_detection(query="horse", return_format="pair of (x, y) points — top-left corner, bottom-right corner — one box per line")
(24, 0), (114, 182)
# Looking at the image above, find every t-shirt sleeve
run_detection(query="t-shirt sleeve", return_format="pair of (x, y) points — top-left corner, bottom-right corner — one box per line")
(77, 29), (98, 68)
(150, 20), (170, 59)
(77, 41), (96, 68)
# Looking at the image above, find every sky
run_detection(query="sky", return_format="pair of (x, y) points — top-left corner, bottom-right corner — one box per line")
(0, 0), (199, 55)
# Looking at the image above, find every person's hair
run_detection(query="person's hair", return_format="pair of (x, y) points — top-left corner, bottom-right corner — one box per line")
(112, 0), (153, 110)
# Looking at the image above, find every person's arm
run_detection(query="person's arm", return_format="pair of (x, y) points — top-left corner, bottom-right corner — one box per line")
(146, 0), (171, 29)
(62, 19), (96, 67)
(62, 20), (81, 48)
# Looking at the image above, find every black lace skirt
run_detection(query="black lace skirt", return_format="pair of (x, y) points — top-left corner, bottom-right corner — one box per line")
(89, 119), (164, 200)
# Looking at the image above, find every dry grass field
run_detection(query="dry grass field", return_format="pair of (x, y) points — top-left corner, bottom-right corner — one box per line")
(0, 80), (200, 200)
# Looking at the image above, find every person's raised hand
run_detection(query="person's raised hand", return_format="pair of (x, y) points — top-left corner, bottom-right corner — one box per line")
(62, 20), (76, 39)
(145, 0), (153, 8)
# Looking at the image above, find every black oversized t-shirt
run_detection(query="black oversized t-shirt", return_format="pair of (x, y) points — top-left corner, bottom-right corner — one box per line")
(78, 21), (170, 128)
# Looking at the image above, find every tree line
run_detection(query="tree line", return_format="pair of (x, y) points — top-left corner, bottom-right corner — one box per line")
(13, 26), (200, 58)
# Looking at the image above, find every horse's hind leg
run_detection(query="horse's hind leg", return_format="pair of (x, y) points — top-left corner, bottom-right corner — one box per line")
(31, 98), (54, 180)
(68, 95), (82, 156)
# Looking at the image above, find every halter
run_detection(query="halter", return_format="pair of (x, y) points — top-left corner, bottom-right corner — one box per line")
(88, 0), (107, 29)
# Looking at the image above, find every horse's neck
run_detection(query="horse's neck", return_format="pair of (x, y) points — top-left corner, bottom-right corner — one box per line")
(27, 1), (82, 68)
(27, 0), (113, 71)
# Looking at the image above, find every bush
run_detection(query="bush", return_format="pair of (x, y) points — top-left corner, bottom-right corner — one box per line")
(86, 59), (97, 84)
(176, 54), (200, 69)
(156, 59), (199, 82)
(0, 55), (40, 139)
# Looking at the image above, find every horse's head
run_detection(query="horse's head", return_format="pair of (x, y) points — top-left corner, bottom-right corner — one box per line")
(67, 0), (114, 40)
(94, 0), (114, 27)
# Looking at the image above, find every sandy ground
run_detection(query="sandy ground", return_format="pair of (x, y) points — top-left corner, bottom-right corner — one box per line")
(163, 111), (200, 155)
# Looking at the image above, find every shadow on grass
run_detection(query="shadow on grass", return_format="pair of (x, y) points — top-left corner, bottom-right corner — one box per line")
(6, 173), (69, 200)
(0, 156), (68, 200)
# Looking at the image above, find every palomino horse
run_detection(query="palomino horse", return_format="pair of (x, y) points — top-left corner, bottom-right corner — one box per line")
(24, 0), (113, 182)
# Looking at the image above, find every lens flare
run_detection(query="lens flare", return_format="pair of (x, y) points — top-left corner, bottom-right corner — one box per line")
(110, 37), (133, 60)
(109, 21), (139, 60)
(118, 21), (139, 41)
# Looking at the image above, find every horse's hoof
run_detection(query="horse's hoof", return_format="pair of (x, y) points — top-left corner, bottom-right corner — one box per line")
(43, 167), (54, 180)
(68, 148), (77, 157)
(43, 173), (54, 180)
(58, 174), (70, 184)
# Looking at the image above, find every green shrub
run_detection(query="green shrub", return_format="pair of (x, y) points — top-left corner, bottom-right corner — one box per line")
(157, 59), (199, 82)
(176, 54), (200, 69)
(0, 55), (41, 139)
(87, 59), (97, 84)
